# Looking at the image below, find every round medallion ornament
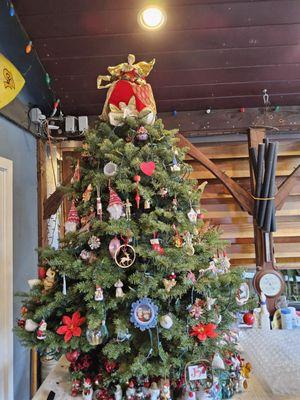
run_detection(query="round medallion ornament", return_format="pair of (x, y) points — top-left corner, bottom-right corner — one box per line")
(130, 297), (158, 331)
(114, 244), (136, 268)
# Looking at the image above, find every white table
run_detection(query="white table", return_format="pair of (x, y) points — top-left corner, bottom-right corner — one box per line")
(32, 330), (300, 400)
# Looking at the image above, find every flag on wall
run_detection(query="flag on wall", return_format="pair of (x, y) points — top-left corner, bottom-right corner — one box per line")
(0, 53), (25, 109)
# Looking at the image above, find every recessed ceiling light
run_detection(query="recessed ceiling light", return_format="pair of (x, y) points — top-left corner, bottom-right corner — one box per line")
(138, 6), (166, 30)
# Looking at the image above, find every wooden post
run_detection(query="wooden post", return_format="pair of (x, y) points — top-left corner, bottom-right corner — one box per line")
(31, 139), (48, 396)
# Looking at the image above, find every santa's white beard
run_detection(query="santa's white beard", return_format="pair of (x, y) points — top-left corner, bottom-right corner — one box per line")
(65, 221), (77, 233)
(107, 204), (124, 220)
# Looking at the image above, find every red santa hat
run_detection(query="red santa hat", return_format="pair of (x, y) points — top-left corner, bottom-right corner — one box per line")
(108, 187), (122, 207)
(67, 200), (80, 224)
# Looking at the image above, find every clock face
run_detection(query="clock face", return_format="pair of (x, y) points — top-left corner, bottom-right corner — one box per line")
(259, 273), (282, 297)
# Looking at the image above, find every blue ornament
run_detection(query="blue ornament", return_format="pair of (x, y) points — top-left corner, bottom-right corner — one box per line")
(130, 297), (158, 331)
(172, 110), (177, 116)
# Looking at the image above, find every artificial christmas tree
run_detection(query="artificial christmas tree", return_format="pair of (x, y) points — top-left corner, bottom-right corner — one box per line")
(16, 55), (251, 399)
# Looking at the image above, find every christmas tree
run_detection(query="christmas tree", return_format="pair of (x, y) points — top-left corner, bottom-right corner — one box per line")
(16, 55), (251, 399)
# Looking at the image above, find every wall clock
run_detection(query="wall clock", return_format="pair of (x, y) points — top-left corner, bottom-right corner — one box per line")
(253, 269), (285, 299)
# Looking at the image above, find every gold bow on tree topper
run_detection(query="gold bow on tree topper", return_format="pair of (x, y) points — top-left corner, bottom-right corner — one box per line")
(97, 54), (155, 89)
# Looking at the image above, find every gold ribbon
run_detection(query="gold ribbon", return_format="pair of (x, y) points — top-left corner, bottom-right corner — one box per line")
(97, 54), (155, 89)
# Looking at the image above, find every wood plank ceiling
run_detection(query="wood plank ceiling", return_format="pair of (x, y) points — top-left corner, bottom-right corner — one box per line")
(15, 0), (300, 116)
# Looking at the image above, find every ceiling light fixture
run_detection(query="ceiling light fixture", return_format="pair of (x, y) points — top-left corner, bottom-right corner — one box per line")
(138, 6), (166, 30)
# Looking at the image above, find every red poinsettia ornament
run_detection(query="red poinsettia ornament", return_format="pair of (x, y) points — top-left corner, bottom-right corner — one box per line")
(190, 322), (218, 342)
(56, 311), (86, 342)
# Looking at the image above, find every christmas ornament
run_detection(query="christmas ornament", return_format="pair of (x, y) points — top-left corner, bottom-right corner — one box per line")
(159, 314), (173, 329)
(243, 312), (255, 326)
(82, 184), (93, 202)
(116, 328), (131, 342)
(126, 380), (136, 400)
(133, 174), (141, 183)
(184, 232), (195, 256)
(136, 387), (144, 400)
(86, 326), (106, 346)
(109, 236), (121, 258)
(172, 196), (178, 210)
(206, 297), (216, 311)
(160, 379), (171, 400)
(142, 379), (151, 397)
(18, 319), (26, 328)
(103, 162), (118, 177)
(80, 209), (95, 231)
(94, 285), (104, 301)
(114, 243), (136, 268)
(170, 154), (181, 172)
(71, 379), (81, 396)
(163, 273), (177, 293)
(98, 54), (156, 126)
(135, 191), (141, 209)
(144, 199), (151, 209)
(27, 278), (41, 289)
(124, 198), (132, 220)
(173, 226), (183, 248)
(80, 249), (91, 261)
(38, 266), (47, 279)
(65, 200), (80, 233)
(37, 319), (47, 340)
(187, 271), (196, 284)
(43, 268), (56, 291)
(189, 298), (205, 319)
(219, 254), (231, 272)
(236, 282), (250, 306)
(130, 297), (158, 331)
(114, 384), (123, 400)
(159, 187), (168, 197)
(149, 382), (160, 400)
(88, 235), (101, 250)
(188, 207), (198, 224)
(104, 359), (118, 374)
(214, 306), (222, 325)
(190, 323), (218, 342)
(114, 279), (125, 297)
(212, 353), (225, 370)
(150, 233), (164, 254)
(65, 349), (80, 363)
(56, 311), (86, 343)
(107, 187), (124, 220)
(96, 196), (103, 221)
(25, 319), (38, 332)
(140, 161), (156, 176)
(71, 159), (81, 183)
(82, 377), (93, 400)
(136, 126), (149, 141)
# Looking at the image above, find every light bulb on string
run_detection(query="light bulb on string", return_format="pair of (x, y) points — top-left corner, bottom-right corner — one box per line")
(9, 2), (15, 16)
(25, 41), (33, 54)
(45, 73), (51, 87)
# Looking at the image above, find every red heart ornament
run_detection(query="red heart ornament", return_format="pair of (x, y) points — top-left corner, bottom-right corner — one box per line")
(140, 161), (155, 176)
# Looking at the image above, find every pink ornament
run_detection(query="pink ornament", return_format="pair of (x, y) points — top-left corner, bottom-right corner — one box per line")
(109, 236), (121, 258)
(140, 161), (155, 176)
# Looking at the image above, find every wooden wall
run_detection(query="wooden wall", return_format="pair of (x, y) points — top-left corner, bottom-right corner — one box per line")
(187, 140), (300, 268)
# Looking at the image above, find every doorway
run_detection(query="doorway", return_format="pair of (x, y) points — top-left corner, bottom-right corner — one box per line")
(0, 156), (13, 399)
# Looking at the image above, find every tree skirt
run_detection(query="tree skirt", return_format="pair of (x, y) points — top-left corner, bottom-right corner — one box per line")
(240, 329), (300, 396)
